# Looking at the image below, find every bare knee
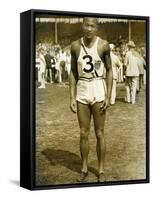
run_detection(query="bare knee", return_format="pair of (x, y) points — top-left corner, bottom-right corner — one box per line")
(80, 129), (89, 140)
(95, 129), (104, 140)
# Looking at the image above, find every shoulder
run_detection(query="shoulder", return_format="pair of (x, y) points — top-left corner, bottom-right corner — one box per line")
(71, 39), (81, 58)
(99, 37), (109, 47)
(71, 39), (81, 52)
(98, 37), (110, 53)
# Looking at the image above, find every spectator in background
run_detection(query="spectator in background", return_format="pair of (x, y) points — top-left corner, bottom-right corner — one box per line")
(59, 49), (67, 82)
(37, 47), (46, 89)
(137, 51), (146, 90)
(124, 41), (139, 104)
(55, 51), (62, 83)
(109, 44), (123, 105)
(65, 51), (71, 77)
(35, 50), (40, 84)
(50, 53), (56, 83)
(45, 49), (52, 83)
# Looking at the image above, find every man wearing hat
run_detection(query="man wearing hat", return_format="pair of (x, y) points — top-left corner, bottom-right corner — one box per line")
(124, 41), (139, 104)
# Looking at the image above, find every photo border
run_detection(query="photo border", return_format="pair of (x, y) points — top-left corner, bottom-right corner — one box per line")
(20, 9), (150, 190)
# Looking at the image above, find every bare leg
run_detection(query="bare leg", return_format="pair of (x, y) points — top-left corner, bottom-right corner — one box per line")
(92, 102), (106, 178)
(77, 102), (91, 173)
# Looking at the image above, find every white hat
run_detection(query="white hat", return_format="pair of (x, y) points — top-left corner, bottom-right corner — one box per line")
(109, 43), (115, 50)
(127, 40), (136, 48)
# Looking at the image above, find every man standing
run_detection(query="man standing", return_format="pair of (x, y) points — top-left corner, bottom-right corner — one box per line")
(124, 41), (139, 104)
(45, 49), (52, 83)
(137, 52), (146, 90)
(109, 44), (123, 105)
(59, 49), (67, 82)
(50, 52), (56, 83)
(69, 17), (113, 182)
(37, 47), (46, 89)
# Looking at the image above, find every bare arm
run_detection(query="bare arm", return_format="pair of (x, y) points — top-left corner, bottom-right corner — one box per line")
(103, 42), (113, 103)
(98, 41), (113, 111)
(69, 71), (76, 102)
(69, 44), (78, 113)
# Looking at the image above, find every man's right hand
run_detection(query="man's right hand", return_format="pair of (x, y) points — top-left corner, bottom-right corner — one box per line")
(70, 99), (77, 113)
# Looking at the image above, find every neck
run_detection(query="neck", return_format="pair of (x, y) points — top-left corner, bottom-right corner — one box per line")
(83, 36), (97, 47)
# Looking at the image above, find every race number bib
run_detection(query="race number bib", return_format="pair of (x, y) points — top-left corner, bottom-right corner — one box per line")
(82, 55), (94, 73)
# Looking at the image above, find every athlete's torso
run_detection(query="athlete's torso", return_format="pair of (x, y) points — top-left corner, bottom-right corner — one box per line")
(77, 37), (104, 79)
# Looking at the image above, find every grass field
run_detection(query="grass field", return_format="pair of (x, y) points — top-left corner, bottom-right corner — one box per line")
(35, 82), (146, 186)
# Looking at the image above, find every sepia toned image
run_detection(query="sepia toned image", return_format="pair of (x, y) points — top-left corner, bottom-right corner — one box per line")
(35, 13), (148, 187)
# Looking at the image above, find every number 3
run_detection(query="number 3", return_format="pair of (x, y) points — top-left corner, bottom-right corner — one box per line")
(83, 55), (94, 73)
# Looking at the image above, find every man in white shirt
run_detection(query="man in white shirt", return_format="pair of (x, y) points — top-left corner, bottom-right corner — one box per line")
(124, 41), (139, 104)
(109, 44), (123, 105)
(37, 48), (46, 89)
(137, 53), (146, 90)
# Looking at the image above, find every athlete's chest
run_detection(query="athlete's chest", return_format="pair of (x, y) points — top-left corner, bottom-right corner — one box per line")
(77, 47), (104, 78)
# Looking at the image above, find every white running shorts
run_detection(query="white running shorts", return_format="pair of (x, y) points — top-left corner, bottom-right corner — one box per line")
(76, 78), (106, 105)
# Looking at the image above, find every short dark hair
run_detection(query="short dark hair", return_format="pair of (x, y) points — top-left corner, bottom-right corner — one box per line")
(83, 17), (98, 26)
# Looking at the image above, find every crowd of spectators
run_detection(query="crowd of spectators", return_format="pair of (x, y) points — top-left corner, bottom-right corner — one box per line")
(35, 38), (146, 105)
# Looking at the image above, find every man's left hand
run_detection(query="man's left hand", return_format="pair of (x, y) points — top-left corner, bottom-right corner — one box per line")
(99, 97), (110, 113)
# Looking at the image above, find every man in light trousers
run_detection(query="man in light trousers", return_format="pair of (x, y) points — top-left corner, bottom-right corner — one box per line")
(109, 44), (123, 105)
(124, 41), (139, 104)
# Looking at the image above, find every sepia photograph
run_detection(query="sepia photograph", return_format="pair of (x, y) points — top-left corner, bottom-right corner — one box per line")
(34, 11), (149, 188)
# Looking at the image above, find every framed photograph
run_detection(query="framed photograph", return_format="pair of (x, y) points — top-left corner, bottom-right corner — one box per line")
(20, 9), (149, 190)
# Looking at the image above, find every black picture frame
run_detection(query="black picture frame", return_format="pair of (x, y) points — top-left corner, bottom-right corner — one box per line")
(20, 9), (150, 190)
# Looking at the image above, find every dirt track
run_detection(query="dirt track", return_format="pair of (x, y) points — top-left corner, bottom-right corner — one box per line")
(35, 82), (146, 186)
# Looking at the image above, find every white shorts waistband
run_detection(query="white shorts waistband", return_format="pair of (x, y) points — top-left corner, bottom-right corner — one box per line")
(78, 76), (103, 82)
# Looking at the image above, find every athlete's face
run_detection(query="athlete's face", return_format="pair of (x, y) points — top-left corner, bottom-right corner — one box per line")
(82, 18), (98, 39)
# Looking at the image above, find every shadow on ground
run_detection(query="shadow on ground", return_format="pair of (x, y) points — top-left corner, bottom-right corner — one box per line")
(42, 148), (97, 176)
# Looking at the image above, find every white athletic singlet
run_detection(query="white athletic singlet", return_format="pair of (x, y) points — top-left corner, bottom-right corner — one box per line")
(77, 37), (104, 79)
(76, 37), (106, 105)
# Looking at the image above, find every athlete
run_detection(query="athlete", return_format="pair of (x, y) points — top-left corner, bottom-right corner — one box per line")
(69, 17), (113, 182)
